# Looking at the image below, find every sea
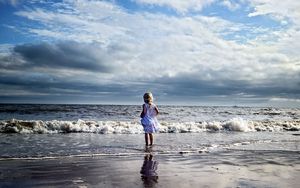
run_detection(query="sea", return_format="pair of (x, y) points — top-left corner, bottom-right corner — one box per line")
(0, 104), (299, 157)
(0, 104), (300, 187)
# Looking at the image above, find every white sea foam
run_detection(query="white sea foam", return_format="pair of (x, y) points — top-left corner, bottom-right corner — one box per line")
(0, 118), (299, 134)
(224, 118), (254, 132)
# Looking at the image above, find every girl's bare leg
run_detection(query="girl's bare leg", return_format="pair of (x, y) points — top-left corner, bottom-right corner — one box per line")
(145, 133), (149, 146)
(149, 134), (153, 146)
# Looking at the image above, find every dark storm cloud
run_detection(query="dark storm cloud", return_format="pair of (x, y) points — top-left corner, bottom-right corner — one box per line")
(152, 73), (300, 99)
(0, 41), (139, 103)
(0, 72), (128, 96)
(1, 42), (114, 72)
(0, 41), (300, 105)
(0, 68), (300, 104)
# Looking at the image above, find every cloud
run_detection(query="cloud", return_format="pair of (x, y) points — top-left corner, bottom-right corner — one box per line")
(1, 0), (300, 105)
(1, 42), (115, 72)
(220, 0), (241, 11)
(0, 71), (125, 95)
(0, 0), (20, 6)
(15, 42), (111, 72)
(14, 0), (129, 44)
(0, 0), (42, 6)
(152, 70), (300, 98)
(133, 0), (216, 13)
(270, 97), (300, 103)
(248, 0), (300, 26)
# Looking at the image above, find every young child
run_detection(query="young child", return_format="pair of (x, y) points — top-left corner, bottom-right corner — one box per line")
(140, 92), (159, 146)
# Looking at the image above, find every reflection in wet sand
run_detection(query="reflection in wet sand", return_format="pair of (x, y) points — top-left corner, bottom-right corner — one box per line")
(140, 153), (158, 187)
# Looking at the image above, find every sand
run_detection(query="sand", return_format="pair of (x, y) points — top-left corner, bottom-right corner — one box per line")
(1, 149), (299, 188)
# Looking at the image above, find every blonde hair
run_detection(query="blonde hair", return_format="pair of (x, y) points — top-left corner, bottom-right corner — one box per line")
(143, 92), (153, 104)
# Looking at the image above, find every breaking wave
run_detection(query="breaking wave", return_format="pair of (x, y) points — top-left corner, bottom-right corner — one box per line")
(0, 118), (299, 134)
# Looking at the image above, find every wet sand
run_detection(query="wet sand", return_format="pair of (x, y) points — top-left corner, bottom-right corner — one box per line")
(1, 149), (299, 188)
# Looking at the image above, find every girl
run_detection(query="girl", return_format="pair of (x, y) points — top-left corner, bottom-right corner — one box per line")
(140, 92), (160, 146)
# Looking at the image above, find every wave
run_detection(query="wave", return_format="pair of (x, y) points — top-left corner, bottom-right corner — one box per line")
(0, 118), (299, 134)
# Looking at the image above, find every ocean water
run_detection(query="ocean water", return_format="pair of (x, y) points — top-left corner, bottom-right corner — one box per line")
(0, 104), (299, 134)
(0, 104), (299, 159)
(0, 104), (300, 187)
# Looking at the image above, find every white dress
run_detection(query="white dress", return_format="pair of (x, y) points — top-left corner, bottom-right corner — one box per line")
(141, 103), (160, 133)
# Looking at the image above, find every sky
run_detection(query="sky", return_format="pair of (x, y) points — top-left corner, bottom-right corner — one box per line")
(0, 0), (299, 107)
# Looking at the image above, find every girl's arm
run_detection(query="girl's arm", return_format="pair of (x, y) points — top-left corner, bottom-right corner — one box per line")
(140, 104), (146, 118)
(154, 106), (159, 115)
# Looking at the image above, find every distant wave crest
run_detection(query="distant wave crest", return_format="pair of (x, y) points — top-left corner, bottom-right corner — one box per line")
(0, 118), (299, 134)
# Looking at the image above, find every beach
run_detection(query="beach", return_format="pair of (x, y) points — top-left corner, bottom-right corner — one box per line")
(2, 0), (300, 187)
(0, 133), (300, 188)
(1, 152), (300, 188)
(0, 104), (300, 187)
